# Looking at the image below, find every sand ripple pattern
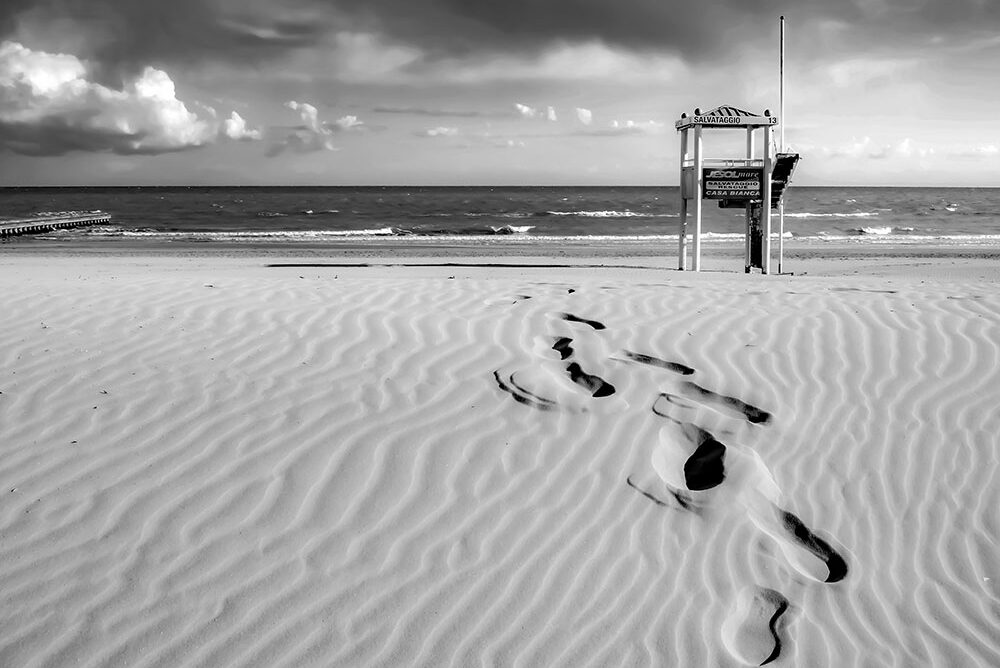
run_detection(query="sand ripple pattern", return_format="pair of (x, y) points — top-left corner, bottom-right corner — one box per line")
(1, 269), (999, 666)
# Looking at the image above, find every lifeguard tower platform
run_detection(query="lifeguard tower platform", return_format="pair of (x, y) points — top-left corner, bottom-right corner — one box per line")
(675, 105), (799, 273)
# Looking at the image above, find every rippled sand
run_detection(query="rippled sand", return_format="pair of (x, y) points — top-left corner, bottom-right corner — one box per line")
(1, 253), (999, 666)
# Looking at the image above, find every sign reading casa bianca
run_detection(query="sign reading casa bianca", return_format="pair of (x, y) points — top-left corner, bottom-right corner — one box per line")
(702, 167), (764, 199)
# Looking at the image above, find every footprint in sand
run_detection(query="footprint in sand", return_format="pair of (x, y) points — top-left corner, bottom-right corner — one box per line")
(494, 314), (624, 413)
(721, 586), (791, 666)
(648, 409), (848, 584)
(748, 505), (849, 584)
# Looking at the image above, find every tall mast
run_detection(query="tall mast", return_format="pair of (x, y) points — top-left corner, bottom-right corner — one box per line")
(780, 15), (785, 152)
(778, 15), (786, 274)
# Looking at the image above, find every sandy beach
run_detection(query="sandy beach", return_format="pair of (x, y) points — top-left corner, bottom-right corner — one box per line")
(2, 248), (999, 666)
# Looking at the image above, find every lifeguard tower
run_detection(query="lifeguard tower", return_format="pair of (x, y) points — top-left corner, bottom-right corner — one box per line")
(675, 105), (799, 273)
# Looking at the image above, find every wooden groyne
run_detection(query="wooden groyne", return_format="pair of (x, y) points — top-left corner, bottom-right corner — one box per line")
(0, 213), (111, 238)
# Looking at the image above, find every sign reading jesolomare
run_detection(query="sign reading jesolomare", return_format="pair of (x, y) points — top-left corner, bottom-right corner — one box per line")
(702, 167), (763, 199)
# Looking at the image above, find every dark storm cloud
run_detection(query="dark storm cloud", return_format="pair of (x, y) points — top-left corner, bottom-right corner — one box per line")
(0, 120), (204, 157)
(3, 0), (999, 74)
(307, 0), (1000, 60)
(1, 0), (331, 78)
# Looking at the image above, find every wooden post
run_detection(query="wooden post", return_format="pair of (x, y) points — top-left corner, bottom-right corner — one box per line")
(762, 124), (774, 274)
(678, 128), (688, 270)
(692, 125), (703, 272)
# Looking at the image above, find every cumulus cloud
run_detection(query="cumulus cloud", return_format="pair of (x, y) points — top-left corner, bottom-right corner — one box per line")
(333, 115), (364, 131)
(514, 103), (538, 119)
(270, 102), (369, 155)
(418, 126), (459, 137)
(575, 107), (593, 125)
(271, 100), (337, 155)
(222, 111), (261, 141)
(514, 103), (558, 121)
(0, 40), (258, 156)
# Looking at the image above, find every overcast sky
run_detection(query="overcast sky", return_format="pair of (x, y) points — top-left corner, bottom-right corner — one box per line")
(1, 0), (998, 186)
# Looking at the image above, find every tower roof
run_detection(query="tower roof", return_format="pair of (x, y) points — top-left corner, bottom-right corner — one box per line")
(675, 105), (777, 130)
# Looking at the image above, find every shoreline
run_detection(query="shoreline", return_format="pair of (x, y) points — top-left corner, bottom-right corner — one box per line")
(4, 238), (1000, 281)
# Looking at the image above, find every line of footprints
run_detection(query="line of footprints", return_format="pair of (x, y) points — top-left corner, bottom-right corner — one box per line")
(494, 307), (848, 666)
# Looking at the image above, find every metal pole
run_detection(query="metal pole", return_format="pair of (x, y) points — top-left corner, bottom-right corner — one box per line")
(745, 127), (754, 273)
(693, 125), (703, 272)
(762, 124), (773, 274)
(778, 15), (786, 274)
(679, 128), (688, 270)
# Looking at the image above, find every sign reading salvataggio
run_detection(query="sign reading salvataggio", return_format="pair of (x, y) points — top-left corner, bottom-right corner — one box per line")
(702, 167), (763, 200)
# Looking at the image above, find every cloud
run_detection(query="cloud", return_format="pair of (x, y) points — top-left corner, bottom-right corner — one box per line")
(270, 102), (369, 155)
(270, 100), (337, 155)
(575, 107), (593, 125)
(374, 105), (485, 118)
(514, 103), (538, 119)
(222, 111), (261, 141)
(1, 0), (333, 76)
(823, 57), (918, 88)
(0, 40), (240, 155)
(514, 103), (558, 121)
(586, 119), (667, 136)
(418, 126), (459, 137)
(332, 115), (363, 131)
(407, 41), (687, 85)
(812, 136), (935, 160)
(4, 0), (1000, 79)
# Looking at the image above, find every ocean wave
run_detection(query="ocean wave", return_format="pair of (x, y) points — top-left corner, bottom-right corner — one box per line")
(543, 210), (677, 218)
(108, 227), (398, 240)
(855, 226), (893, 235)
(784, 212), (880, 219)
(463, 212), (536, 219)
(37, 225), (1000, 246)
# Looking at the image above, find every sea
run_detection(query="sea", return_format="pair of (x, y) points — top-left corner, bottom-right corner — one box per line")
(2, 186), (1000, 247)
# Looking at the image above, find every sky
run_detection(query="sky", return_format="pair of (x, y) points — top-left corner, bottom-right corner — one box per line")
(0, 0), (998, 186)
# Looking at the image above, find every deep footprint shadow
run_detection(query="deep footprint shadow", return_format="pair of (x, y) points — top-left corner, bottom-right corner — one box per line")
(681, 424), (727, 491)
(778, 509), (849, 584)
(749, 505), (849, 584)
(558, 312), (606, 330)
(566, 362), (616, 398)
(721, 586), (790, 666)
(552, 337), (574, 360)
(678, 381), (773, 425)
(621, 351), (695, 376)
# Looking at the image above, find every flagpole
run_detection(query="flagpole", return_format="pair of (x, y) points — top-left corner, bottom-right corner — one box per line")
(778, 15), (785, 274)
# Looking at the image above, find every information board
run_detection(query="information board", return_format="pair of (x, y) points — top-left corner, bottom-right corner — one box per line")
(702, 167), (763, 200)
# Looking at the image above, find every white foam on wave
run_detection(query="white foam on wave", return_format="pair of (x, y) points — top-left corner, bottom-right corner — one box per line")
(489, 225), (534, 234)
(114, 227), (398, 240)
(545, 210), (677, 218)
(784, 212), (880, 219)
(857, 226), (893, 235)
